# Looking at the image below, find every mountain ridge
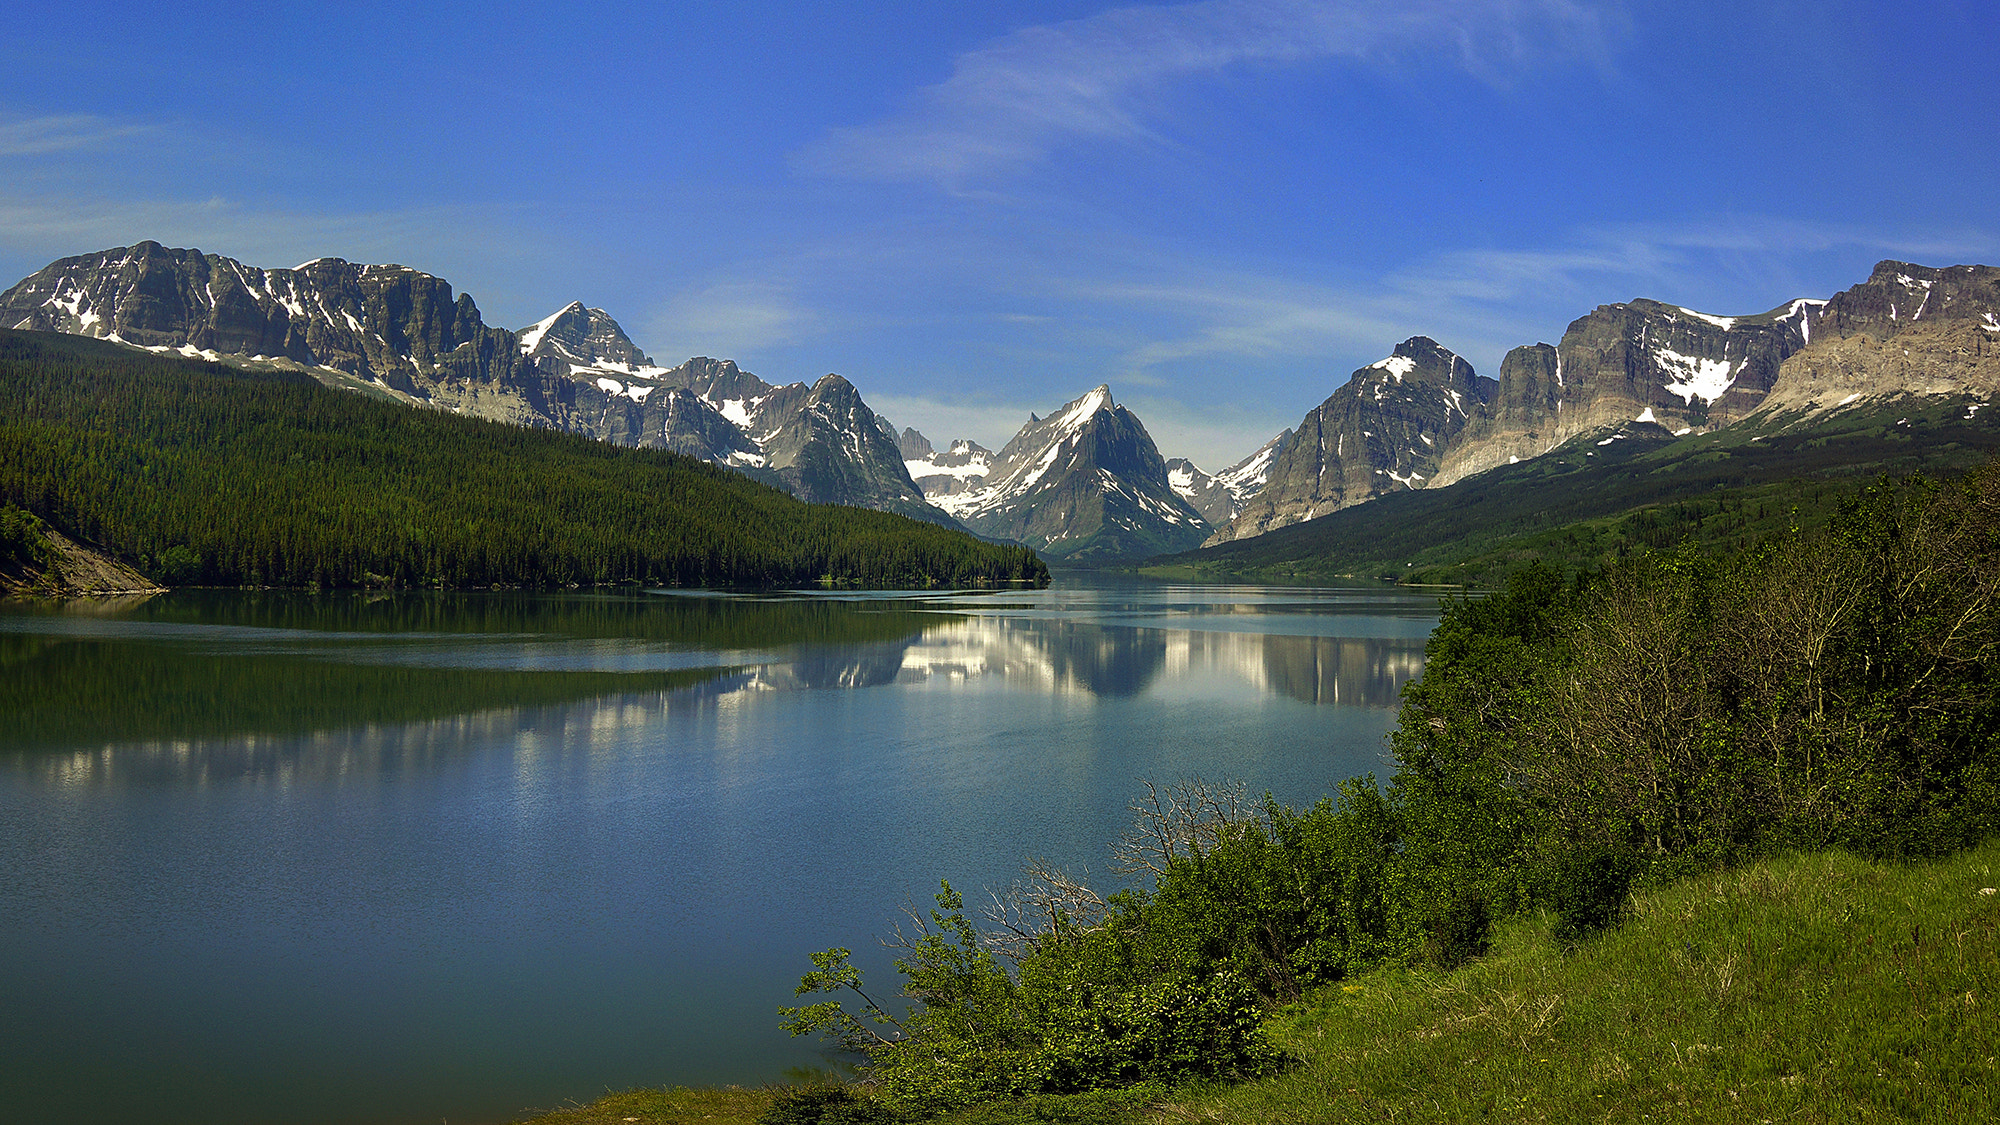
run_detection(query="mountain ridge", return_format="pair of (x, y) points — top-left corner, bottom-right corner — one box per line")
(9, 245), (1999, 568)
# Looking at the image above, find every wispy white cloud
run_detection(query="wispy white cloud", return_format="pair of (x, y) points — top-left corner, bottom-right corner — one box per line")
(1389, 217), (2000, 313)
(0, 194), (449, 258)
(1088, 277), (1406, 370)
(0, 113), (150, 156)
(864, 392), (1047, 451)
(797, 0), (1623, 186)
(644, 280), (824, 362)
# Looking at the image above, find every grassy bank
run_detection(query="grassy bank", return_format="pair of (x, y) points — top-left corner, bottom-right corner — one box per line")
(524, 839), (1998, 1125)
(1167, 841), (1999, 1124)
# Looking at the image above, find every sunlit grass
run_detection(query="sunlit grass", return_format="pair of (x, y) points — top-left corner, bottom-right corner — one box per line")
(1161, 841), (2000, 1124)
(519, 1085), (776, 1125)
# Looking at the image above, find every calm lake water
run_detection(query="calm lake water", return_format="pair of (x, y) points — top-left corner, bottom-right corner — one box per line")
(0, 576), (1439, 1125)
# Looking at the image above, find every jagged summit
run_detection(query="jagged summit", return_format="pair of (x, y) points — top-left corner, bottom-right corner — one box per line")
(923, 383), (1209, 561)
(1207, 338), (1489, 545)
(516, 302), (654, 369)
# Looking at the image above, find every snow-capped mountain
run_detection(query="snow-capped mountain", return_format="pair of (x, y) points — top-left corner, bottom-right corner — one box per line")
(1208, 338), (1492, 545)
(0, 241), (534, 400)
(507, 318), (944, 522)
(1163, 458), (1233, 526)
(1162, 430), (1293, 526)
(0, 243), (949, 526)
(1432, 296), (1821, 486)
(16, 243), (1999, 564)
(923, 386), (1210, 561)
(518, 300), (655, 369)
(903, 434), (996, 502)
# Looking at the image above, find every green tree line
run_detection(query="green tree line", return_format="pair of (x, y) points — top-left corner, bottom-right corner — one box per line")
(777, 466), (2000, 1118)
(0, 331), (1046, 589)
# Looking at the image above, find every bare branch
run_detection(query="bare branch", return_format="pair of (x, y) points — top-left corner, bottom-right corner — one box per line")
(981, 857), (1108, 962)
(1110, 776), (1260, 878)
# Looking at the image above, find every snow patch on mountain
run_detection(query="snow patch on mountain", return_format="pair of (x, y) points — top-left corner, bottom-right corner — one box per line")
(1657, 349), (1740, 405)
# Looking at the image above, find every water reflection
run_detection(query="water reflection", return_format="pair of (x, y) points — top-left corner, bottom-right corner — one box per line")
(0, 581), (1439, 1125)
(887, 618), (1424, 705)
(1, 587), (1433, 761)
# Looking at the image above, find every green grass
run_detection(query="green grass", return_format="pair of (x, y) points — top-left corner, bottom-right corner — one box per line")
(524, 841), (2000, 1125)
(1157, 842), (2000, 1124)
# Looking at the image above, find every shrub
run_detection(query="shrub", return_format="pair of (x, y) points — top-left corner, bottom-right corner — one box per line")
(1548, 845), (1640, 944)
(758, 1085), (897, 1125)
(1423, 887), (1491, 969)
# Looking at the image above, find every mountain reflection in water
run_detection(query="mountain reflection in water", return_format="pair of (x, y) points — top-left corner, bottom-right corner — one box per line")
(757, 617), (1426, 705)
(0, 580), (1438, 1125)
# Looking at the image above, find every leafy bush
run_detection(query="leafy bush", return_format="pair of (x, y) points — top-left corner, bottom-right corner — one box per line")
(758, 1085), (897, 1125)
(152, 544), (202, 585)
(1423, 887), (1491, 969)
(1547, 845), (1639, 943)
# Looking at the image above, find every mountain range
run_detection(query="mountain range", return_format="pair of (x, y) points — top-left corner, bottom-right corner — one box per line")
(6, 244), (1998, 567)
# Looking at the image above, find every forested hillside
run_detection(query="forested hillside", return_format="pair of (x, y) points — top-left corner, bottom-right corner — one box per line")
(0, 331), (1047, 589)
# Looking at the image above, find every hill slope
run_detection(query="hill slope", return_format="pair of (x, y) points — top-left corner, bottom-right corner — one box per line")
(0, 243), (954, 524)
(0, 330), (1047, 590)
(1146, 391), (2000, 583)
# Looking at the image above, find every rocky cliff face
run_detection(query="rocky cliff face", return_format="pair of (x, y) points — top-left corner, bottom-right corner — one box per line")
(1432, 298), (1819, 486)
(518, 300), (655, 369)
(929, 386), (1210, 561)
(1161, 432), (1290, 528)
(1208, 338), (1490, 544)
(0, 244), (950, 525)
(507, 348), (945, 522)
(1164, 458), (1236, 526)
(0, 242), (538, 403)
(1756, 261), (2000, 413)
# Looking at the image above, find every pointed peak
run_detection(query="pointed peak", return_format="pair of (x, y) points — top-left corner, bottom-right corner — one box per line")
(1392, 336), (1461, 363)
(516, 302), (652, 366)
(516, 305), (575, 354)
(1040, 384), (1116, 433)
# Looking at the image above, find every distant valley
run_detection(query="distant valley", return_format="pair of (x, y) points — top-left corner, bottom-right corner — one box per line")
(5, 244), (1998, 572)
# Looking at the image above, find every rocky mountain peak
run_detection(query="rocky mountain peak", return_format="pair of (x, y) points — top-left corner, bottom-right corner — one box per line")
(1812, 260), (2000, 340)
(517, 302), (652, 368)
(920, 384), (1208, 560)
(897, 427), (934, 460)
(1365, 336), (1471, 384)
(1205, 343), (1488, 545)
(1754, 261), (2000, 414)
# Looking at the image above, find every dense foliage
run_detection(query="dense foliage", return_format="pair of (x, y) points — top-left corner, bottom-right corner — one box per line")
(0, 503), (50, 570)
(784, 467), (2000, 1116)
(0, 331), (1047, 589)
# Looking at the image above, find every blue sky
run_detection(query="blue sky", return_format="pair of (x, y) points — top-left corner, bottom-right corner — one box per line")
(3, 1), (1994, 469)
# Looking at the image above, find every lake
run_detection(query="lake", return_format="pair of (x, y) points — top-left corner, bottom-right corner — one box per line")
(0, 576), (1439, 1125)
